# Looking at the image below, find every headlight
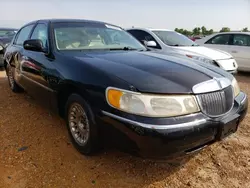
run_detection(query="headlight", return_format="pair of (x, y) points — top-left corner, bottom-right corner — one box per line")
(106, 87), (200, 117)
(0, 45), (3, 51)
(186, 55), (214, 65)
(232, 78), (240, 97)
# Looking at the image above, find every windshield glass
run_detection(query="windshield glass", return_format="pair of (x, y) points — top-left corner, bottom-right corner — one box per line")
(53, 22), (146, 51)
(152, 30), (199, 46)
(0, 30), (17, 37)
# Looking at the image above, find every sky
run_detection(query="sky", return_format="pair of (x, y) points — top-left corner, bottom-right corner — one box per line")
(1, 0), (249, 31)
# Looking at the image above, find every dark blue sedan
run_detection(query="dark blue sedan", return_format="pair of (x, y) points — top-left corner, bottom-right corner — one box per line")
(3, 19), (248, 159)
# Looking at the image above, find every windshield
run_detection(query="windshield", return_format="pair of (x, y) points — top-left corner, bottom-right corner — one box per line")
(0, 30), (17, 37)
(152, 30), (199, 46)
(53, 22), (146, 51)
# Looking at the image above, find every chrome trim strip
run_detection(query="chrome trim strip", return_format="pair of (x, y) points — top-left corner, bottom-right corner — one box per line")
(240, 93), (247, 105)
(192, 77), (231, 94)
(102, 111), (207, 130)
(21, 74), (54, 92)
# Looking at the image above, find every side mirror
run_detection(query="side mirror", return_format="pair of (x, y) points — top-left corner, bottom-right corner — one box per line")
(23, 39), (44, 52)
(144, 40), (157, 47)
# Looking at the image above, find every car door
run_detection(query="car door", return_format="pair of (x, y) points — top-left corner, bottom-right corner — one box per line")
(20, 22), (59, 109)
(203, 33), (234, 54)
(127, 29), (162, 50)
(230, 34), (250, 71)
(9, 24), (36, 90)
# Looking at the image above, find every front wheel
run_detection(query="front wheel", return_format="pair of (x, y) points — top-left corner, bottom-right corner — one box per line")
(65, 93), (99, 155)
(6, 64), (23, 93)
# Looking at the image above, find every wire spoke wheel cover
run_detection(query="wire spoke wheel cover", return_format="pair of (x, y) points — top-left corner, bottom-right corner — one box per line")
(68, 102), (90, 146)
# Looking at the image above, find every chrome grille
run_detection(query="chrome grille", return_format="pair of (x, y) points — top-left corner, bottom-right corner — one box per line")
(197, 86), (234, 117)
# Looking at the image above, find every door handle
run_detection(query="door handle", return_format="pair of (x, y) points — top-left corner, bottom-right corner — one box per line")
(231, 50), (237, 53)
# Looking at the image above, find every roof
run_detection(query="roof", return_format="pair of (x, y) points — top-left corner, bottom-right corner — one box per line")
(149, 28), (173, 32)
(25, 18), (116, 26)
(212, 31), (250, 35)
(126, 28), (250, 35)
(0, 27), (18, 31)
(126, 27), (173, 32)
(48, 18), (107, 23)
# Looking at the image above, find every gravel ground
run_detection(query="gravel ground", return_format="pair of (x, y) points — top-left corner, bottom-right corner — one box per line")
(0, 70), (250, 188)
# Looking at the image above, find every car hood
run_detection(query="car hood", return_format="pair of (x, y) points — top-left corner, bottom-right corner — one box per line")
(72, 51), (232, 94)
(175, 46), (232, 60)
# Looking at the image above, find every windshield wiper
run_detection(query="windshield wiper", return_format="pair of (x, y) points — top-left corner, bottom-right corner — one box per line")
(169, 44), (180, 46)
(169, 44), (198, 47)
(169, 44), (186, 46)
(109, 46), (138, 51)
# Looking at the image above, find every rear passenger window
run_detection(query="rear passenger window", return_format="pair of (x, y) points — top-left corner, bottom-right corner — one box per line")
(205, 34), (231, 45)
(233, 34), (250, 46)
(15, 24), (34, 46)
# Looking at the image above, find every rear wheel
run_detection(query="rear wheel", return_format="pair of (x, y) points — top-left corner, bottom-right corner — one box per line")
(6, 64), (23, 93)
(65, 93), (99, 155)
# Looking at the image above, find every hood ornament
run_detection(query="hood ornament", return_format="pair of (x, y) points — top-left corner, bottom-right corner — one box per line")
(192, 77), (231, 94)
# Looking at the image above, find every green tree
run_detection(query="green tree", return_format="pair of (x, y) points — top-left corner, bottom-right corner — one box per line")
(176, 28), (184, 34)
(201, 26), (207, 35)
(207, 29), (214, 35)
(220, 27), (230, 32)
(182, 30), (192, 36)
(242, 27), (248, 32)
(192, 27), (201, 36)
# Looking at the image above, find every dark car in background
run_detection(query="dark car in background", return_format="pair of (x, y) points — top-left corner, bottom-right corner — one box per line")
(0, 28), (18, 66)
(0, 27), (17, 38)
(3, 19), (248, 159)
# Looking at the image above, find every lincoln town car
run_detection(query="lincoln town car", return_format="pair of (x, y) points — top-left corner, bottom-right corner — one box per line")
(3, 19), (248, 158)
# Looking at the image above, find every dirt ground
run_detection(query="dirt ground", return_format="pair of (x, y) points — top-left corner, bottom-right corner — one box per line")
(0, 70), (250, 188)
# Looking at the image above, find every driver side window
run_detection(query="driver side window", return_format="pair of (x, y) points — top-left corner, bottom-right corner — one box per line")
(14, 24), (34, 46)
(205, 34), (232, 45)
(31, 24), (48, 49)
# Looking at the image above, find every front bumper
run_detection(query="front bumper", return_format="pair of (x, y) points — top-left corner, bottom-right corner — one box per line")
(99, 92), (248, 159)
(216, 58), (238, 74)
(228, 69), (238, 75)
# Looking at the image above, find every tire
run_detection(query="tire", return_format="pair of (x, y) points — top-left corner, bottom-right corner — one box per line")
(65, 93), (99, 155)
(6, 64), (23, 93)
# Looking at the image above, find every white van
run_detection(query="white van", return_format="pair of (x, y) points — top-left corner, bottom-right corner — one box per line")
(126, 28), (238, 74)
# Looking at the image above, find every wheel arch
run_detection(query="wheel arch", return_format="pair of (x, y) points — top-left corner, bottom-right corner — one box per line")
(57, 82), (91, 118)
(4, 59), (9, 70)
(4, 54), (14, 70)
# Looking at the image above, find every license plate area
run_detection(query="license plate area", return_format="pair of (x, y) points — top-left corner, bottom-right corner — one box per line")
(218, 116), (239, 140)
